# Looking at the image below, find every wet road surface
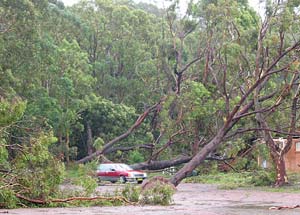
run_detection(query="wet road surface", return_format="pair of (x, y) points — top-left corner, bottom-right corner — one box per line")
(1, 183), (300, 215)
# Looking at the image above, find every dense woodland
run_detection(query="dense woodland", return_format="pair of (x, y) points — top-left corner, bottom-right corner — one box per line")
(1, 0), (300, 208)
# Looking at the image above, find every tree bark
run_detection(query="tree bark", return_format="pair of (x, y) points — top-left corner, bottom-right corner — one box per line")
(274, 156), (287, 187)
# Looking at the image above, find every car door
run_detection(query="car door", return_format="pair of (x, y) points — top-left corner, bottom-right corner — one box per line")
(97, 164), (109, 180)
(105, 164), (119, 181)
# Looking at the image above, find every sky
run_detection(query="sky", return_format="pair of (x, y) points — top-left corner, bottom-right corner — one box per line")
(62, 0), (262, 11)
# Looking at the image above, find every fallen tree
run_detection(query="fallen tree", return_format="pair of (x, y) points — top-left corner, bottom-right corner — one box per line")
(170, 39), (300, 186)
(76, 99), (164, 163)
(15, 193), (133, 205)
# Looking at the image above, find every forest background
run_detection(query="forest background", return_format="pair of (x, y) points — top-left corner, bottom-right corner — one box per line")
(1, 0), (300, 208)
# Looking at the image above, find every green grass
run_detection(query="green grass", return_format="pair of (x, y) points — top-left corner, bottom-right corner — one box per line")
(185, 171), (254, 189)
(255, 172), (300, 193)
(184, 171), (300, 192)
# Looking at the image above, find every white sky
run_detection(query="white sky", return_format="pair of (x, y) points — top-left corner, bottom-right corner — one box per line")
(62, 0), (261, 11)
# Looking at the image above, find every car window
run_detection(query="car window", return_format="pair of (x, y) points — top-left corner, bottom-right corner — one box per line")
(117, 164), (132, 171)
(98, 163), (132, 171)
(98, 164), (110, 171)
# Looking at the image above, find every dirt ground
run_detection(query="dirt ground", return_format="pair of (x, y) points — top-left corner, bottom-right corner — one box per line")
(1, 183), (300, 215)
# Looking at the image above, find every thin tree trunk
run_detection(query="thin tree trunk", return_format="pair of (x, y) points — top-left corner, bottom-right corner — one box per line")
(65, 131), (70, 164)
(58, 132), (64, 161)
(192, 122), (201, 155)
(86, 121), (94, 155)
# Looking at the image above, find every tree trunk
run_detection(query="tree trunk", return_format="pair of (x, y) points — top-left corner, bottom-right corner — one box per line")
(58, 132), (65, 161)
(65, 131), (70, 164)
(273, 155), (287, 187)
(130, 155), (192, 170)
(86, 122), (94, 155)
(260, 119), (289, 187)
(192, 122), (201, 155)
(170, 128), (226, 186)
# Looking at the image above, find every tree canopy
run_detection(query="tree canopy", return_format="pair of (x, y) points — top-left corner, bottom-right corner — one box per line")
(1, 0), (300, 207)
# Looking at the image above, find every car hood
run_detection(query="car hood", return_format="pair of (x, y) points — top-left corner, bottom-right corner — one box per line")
(127, 170), (145, 174)
(127, 170), (147, 175)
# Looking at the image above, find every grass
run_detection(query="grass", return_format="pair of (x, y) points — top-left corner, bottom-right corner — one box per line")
(185, 171), (254, 189)
(184, 171), (300, 192)
(255, 172), (300, 193)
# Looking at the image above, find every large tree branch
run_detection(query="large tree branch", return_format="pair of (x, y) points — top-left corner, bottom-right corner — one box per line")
(130, 154), (232, 170)
(227, 41), (300, 123)
(149, 128), (187, 161)
(15, 193), (132, 205)
(178, 56), (203, 75)
(76, 99), (165, 163)
(131, 155), (192, 170)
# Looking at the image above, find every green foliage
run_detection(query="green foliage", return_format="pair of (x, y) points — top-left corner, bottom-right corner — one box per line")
(0, 100), (26, 127)
(0, 188), (18, 209)
(250, 170), (275, 186)
(185, 170), (277, 189)
(121, 184), (141, 202)
(128, 150), (144, 164)
(139, 181), (175, 205)
(0, 132), (65, 208)
(93, 137), (105, 150)
(66, 162), (98, 196)
(1, 0), (300, 208)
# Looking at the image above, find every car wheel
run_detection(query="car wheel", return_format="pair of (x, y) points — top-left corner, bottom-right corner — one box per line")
(120, 176), (126, 184)
(137, 180), (143, 184)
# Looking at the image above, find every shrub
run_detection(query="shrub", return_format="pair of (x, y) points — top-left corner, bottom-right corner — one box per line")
(121, 184), (141, 202)
(0, 132), (65, 208)
(140, 181), (175, 205)
(250, 170), (275, 186)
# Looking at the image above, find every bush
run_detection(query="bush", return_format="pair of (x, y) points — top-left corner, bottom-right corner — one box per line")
(0, 132), (65, 208)
(121, 184), (141, 202)
(250, 170), (275, 186)
(140, 181), (175, 205)
(70, 162), (98, 196)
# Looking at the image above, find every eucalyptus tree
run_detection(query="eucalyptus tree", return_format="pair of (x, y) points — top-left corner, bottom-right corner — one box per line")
(251, 0), (300, 186)
(170, 0), (300, 186)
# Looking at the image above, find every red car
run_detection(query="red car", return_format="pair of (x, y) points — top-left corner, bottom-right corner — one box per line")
(96, 163), (147, 184)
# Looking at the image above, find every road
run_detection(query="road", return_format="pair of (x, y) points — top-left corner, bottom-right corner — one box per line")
(1, 183), (300, 215)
